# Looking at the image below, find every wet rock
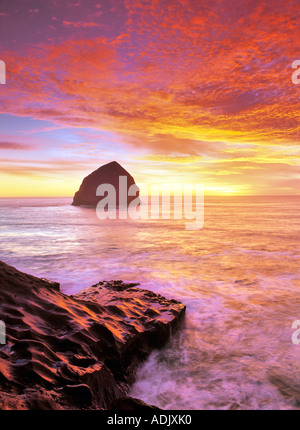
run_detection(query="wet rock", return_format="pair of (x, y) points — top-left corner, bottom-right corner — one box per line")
(63, 384), (92, 405)
(109, 396), (161, 410)
(0, 261), (185, 410)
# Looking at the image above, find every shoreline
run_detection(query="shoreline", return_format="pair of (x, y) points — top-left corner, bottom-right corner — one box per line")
(0, 261), (186, 410)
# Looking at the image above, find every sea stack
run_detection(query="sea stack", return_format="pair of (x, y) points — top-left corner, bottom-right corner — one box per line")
(72, 161), (140, 207)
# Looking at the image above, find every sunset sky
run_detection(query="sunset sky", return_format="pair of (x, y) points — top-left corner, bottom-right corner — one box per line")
(0, 0), (299, 197)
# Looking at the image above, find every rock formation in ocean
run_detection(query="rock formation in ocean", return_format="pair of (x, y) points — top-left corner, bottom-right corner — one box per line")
(0, 261), (185, 410)
(72, 161), (140, 207)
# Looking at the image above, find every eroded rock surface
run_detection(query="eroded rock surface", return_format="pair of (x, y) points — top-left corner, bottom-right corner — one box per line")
(0, 262), (185, 409)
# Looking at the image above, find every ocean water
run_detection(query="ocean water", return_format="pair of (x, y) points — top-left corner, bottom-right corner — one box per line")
(0, 195), (299, 410)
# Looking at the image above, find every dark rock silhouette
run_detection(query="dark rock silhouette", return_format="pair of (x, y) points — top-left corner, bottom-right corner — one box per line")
(0, 261), (185, 409)
(109, 396), (161, 410)
(72, 161), (140, 207)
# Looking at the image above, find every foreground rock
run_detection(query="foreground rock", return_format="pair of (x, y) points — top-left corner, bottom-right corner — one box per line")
(72, 161), (140, 207)
(0, 262), (185, 410)
(109, 396), (161, 410)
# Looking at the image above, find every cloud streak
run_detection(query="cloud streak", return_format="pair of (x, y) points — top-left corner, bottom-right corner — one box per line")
(0, 141), (36, 150)
(0, 0), (299, 195)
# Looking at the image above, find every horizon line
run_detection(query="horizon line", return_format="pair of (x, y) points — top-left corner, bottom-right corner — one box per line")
(0, 194), (299, 199)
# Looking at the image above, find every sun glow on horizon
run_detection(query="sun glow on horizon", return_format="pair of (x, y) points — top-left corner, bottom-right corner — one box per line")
(0, 1), (299, 198)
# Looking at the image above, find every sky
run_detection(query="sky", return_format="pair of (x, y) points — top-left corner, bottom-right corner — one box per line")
(0, 0), (299, 197)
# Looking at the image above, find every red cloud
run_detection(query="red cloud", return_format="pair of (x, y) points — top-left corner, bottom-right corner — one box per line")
(63, 21), (101, 28)
(0, 141), (35, 150)
(0, 0), (299, 168)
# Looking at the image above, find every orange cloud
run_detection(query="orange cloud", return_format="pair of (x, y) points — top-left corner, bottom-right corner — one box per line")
(63, 21), (101, 28)
(0, 0), (299, 195)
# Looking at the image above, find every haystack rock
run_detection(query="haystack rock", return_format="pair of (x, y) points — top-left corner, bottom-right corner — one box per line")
(72, 161), (140, 207)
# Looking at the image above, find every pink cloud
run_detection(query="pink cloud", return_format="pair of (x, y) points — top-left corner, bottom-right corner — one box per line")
(0, 141), (35, 150)
(0, 0), (299, 194)
(63, 21), (101, 28)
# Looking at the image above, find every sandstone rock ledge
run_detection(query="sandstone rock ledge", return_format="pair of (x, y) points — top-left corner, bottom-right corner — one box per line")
(0, 261), (185, 410)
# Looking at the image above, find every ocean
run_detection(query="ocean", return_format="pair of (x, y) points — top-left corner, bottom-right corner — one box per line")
(0, 195), (299, 409)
